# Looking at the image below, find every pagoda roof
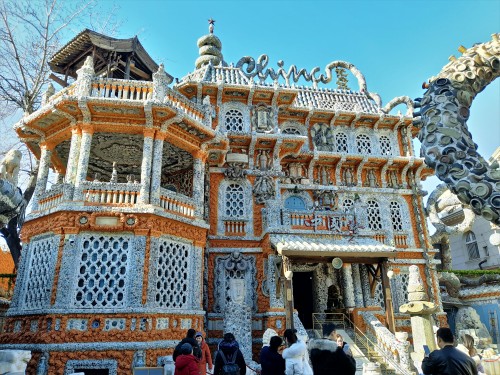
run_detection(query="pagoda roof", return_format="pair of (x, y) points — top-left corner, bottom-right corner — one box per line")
(49, 29), (158, 81)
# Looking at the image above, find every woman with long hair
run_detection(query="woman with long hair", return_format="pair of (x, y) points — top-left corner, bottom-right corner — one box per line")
(282, 329), (312, 375)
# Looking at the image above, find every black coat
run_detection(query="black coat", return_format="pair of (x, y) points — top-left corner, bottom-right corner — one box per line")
(173, 337), (202, 361)
(213, 341), (246, 375)
(260, 345), (286, 375)
(309, 338), (356, 375)
(422, 346), (478, 375)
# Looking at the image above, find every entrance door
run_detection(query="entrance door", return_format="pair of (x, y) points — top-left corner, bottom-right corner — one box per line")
(293, 271), (314, 329)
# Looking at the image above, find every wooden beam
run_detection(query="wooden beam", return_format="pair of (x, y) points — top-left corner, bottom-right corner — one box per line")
(49, 74), (68, 88)
(381, 260), (396, 333)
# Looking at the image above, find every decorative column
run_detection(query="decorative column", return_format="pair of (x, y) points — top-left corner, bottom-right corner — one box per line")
(381, 261), (396, 333)
(192, 151), (207, 218)
(73, 125), (94, 201)
(282, 255), (294, 329)
(342, 263), (355, 309)
(31, 143), (53, 211)
(150, 132), (165, 206)
(352, 264), (364, 307)
(138, 128), (155, 204)
(399, 265), (438, 371)
(65, 126), (82, 184)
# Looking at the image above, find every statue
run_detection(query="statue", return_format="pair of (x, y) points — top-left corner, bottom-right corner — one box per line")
(224, 163), (247, 180)
(257, 150), (271, 171)
(110, 162), (118, 183)
(253, 175), (275, 204)
(311, 123), (334, 151)
(366, 169), (378, 187)
(0, 148), (22, 187)
(320, 166), (331, 185)
(343, 167), (354, 186)
(388, 170), (399, 188)
(93, 172), (100, 182)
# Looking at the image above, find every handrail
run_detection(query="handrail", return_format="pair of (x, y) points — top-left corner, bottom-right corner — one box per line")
(312, 313), (413, 375)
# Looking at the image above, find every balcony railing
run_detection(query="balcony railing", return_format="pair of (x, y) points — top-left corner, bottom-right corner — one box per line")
(224, 220), (247, 236)
(159, 188), (195, 218)
(82, 182), (140, 205)
(91, 78), (153, 101)
(282, 209), (353, 232)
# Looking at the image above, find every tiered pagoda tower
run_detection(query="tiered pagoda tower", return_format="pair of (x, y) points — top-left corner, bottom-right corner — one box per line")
(0, 25), (442, 374)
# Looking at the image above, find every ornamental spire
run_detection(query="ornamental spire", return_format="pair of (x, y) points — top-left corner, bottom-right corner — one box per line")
(195, 19), (223, 69)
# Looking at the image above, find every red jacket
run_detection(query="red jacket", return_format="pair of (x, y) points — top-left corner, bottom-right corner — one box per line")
(174, 354), (200, 375)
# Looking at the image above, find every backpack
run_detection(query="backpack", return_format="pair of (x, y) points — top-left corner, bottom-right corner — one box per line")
(219, 350), (240, 375)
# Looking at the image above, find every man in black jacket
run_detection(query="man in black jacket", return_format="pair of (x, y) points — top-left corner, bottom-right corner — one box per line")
(422, 327), (477, 375)
(214, 332), (247, 375)
(309, 323), (356, 375)
(173, 328), (202, 361)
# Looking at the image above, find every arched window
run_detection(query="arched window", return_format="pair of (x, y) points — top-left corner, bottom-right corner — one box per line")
(285, 196), (306, 210)
(282, 127), (302, 135)
(356, 134), (372, 154)
(342, 198), (354, 213)
(225, 184), (245, 217)
(336, 132), (348, 153)
(224, 109), (244, 132)
(465, 231), (480, 260)
(379, 135), (392, 155)
(367, 200), (383, 230)
(390, 201), (404, 232)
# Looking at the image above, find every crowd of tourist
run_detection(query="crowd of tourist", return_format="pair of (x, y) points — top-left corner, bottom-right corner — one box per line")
(173, 323), (356, 375)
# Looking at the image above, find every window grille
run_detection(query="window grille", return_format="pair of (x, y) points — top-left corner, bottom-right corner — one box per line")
(74, 235), (130, 308)
(465, 231), (480, 260)
(152, 239), (190, 308)
(224, 109), (244, 132)
(379, 135), (392, 155)
(342, 199), (354, 213)
(367, 200), (383, 230)
(23, 238), (55, 310)
(225, 184), (245, 217)
(282, 127), (302, 135)
(356, 134), (372, 154)
(390, 201), (404, 231)
(336, 133), (348, 153)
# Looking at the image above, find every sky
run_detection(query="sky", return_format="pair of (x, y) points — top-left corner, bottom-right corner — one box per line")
(106, 0), (499, 228)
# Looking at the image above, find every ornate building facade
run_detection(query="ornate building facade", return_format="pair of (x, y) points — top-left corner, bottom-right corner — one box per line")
(0, 26), (442, 373)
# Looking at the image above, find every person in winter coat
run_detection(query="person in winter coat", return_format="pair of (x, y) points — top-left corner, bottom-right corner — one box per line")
(174, 343), (200, 375)
(195, 331), (213, 375)
(174, 328), (202, 362)
(213, 332), (247, 375)
(282, 329), (311, 375)
(309, 323), (356, 375)
(260, 335), (286, 375)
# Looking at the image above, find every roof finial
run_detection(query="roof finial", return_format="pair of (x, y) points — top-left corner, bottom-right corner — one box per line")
(208, 18), (215, 34)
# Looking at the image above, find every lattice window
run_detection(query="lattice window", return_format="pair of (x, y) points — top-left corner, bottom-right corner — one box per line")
(342, 198), (354, 213)
(367, 200), (383, 230)
(224, 109), (244, 132)
(356, 134), (372, 154)
(153, 239), (190, 308)
(390, 201), (404, 232)
(225, 184), (244, 217)
(379, 135), (392, 155)
(74, 235), (130, 308)
(23, 238), (55, 310)
(465, 231), (480, 260)
(374, 280), (385, 309)
(282, 127), (302, 135)
(336, 132), (348, 153)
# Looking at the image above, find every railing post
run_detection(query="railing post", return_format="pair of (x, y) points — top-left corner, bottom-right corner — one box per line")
(75, 56), (95, 97)
(138, 128), (155, 204)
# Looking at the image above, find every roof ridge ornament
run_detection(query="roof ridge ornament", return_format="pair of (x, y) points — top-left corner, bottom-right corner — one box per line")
(208, 18), (215, 34)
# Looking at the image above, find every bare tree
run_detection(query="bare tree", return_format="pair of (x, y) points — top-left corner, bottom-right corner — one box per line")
(0, 0), (119, 266)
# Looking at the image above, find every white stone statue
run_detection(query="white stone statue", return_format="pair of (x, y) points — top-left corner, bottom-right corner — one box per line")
(0, 149), (22, 187)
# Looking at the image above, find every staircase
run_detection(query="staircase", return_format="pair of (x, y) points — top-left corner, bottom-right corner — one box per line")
(311, 313), (411, 375)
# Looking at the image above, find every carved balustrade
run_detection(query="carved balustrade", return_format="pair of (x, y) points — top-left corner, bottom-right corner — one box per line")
(36, 184), (73, 212)
(159, 188), (195, 218)
(223, 220), (247, 236)
(91, 78), (153, 101)
(81, 182), (141, 205)
(393, 234), (409, 248)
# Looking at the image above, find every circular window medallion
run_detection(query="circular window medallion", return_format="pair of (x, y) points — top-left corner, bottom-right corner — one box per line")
(79, 216), (88, 225)
(91, 320), (100, 329)
(126, 217), (135, 226)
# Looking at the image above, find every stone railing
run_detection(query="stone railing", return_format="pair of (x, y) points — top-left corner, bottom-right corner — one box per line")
(47, 84), (77, 102)
(159, 188), (195, 218)
(82, 182), (140, 205)
(282, 209), (354, 232)
(90, 78), (153, 101)
(223, 220), (247, 236)
(373, 234), (387, 244)
(37, 187), (64, 211)
(360, 311), (413, 374)
(164, 90), (205, 123)
(394, 234), (409, 248)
